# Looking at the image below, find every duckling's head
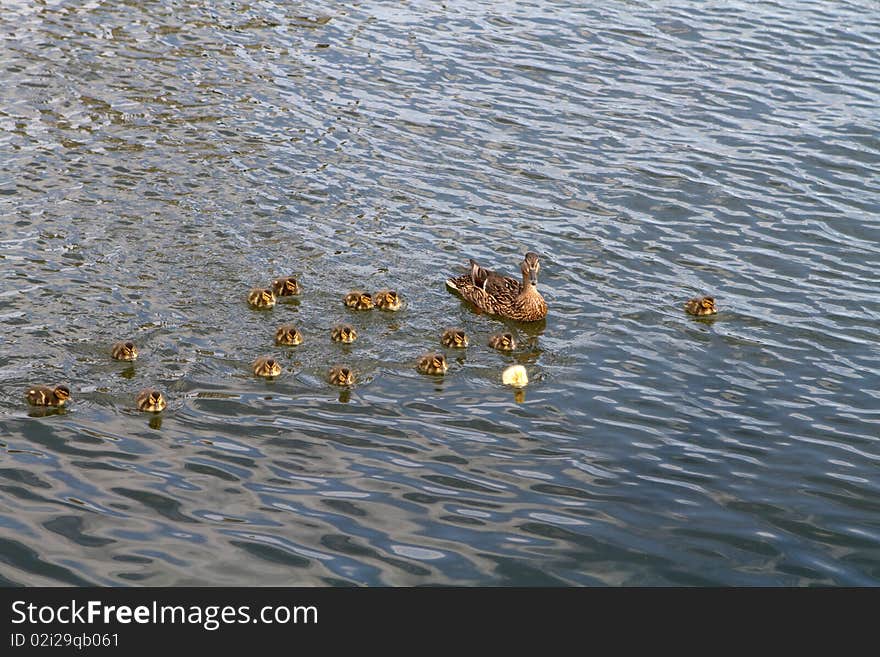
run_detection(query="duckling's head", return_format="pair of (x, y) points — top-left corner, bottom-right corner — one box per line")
(502, 365), (528, 388)
(522, 252), (541, 286)
(700, 296), (717, 314)
(249, 288), (276, 308)
(272, 276), (300, 297)
(329, 366), (355, 386)
(113, 341), (138, 361)
(344, 291), (374, 310)
(138, 389), (166, 412)
(441, 328), (469, 348)
(332, 324), (357, 343)
(54, 385), (71, 402)
(418, 352), (448, 375)
(490, 333), (516, 351)
(253, 356), (281, 377)
(375, 289), (402, 311)
(275, 325), (303, 346)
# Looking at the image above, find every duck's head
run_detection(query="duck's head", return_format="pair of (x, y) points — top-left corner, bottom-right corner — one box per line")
(442, 328), (468, 348)
(275, 325), (303, 346)
(490, 333), (516, 351)
(502, 365), (528, 388)
(139, 389), (166, 412)
(345, 291), (374, 310)
(250, 288), (276, 307)
(375, 290), (402, 310)
(419, 353), (448, 374)
(332, 324), (357, 343)
(114, 341), (138, 361)
(273, 276), (300, 296)
(522, 252), (541, 286)
(254, 357), (281, 377)
(700, 296), (717, 314)
(54, 385), (71, 402)
(330, 366), (355, 386)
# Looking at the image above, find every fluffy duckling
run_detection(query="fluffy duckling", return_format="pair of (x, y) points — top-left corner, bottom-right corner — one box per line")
(344, 291), (374, 310)
(374, 289), (402, 311)
(441, 328), (469, 348)
(329, 366), (356, 386)
(502, 365), (528, 388)
(275, 325), (303, 346)
(136, 388), (166, 412)
(417, 352), (448, 375)
(248, 288), (276, 309)
(489, 333), (517, 351)
(272, 276), (300, 297)
(252, 356), (282, 377)
(111, 341), (138, 361)
(331, 324), (357, 344)
(685, 296), (717, 316)
(25, 384), (71, 407)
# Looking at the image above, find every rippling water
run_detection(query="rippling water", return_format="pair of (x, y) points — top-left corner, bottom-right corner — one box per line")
(1, 0), (879, 586)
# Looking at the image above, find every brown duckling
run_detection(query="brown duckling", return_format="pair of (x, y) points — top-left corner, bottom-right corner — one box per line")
(111, 341), (138, 361)
(272, 276), (300, 297)
(417, 352), (448, 375)
(441, 328), (469, 348)
(331, 324), (357, 344)
(252, 356), (282, 377)
(25, 384), (71, 407)
(136, 388), (166, 412)
(374, 289), (402, 311)
(248, 288), (276, 309)
(328, 366), (356, 386)
(275, 325), (303, 346)
(489, 333), (516, 351)
(685, 296), (717, 316)
(344, 291), (374, 310)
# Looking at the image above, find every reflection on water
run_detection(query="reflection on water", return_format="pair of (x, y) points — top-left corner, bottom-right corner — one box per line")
(1, 0), (879, 585)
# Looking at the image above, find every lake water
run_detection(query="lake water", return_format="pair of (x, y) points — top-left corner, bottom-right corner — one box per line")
(1, 0), (878, 586)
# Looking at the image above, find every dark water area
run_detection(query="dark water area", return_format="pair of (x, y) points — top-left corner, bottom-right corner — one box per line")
(1, 1), (878, 585)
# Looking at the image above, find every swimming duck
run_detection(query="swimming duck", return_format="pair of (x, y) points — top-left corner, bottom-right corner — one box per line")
(248, 288), (276, 309)
(489, 333), (517, 351)
(136, 388), (166, 412)
(502, 365), (528, 387)
(272, 276), (300, 297)
(685, 296), (717, 316)
(441, 328), (469, 348)
(344, 291), (374, 310)
(25, 384), (71, 407)
(252, 356), (282, 377)
(446, 252), (548, 322)
(275, 325), (303, 346)
(417, 352), (448, 375)
(331, 324), (357, 343)
(329, 366), (356, 386)
(111, 341), (138, 361)
(374, 289), (402, 311)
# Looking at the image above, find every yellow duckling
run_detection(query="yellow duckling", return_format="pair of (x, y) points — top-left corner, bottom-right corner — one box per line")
(272, 276), (300, 297)
(441, 328), (469, 348)
(136, 388), (167, 412)
(331, 324), (357, 344)
(489, 333), (517, 351)
(329, 366), (356, 386)
(374, 289), (402, 311)
(248, 288), (276, 309)
(25, 384), (71, 407)
(111, 341), (138, 361)
(252, 356), (282, 377)
(502, 365), (528, 387)
(417, 352), (448, 375)
(344, 291), (374, 310)
(275, 325), (303, 346)
(684, 296), (717, 316)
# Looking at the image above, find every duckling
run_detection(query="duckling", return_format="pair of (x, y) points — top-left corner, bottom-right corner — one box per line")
(328, 366), (356, 386)
(489, 333), (516, 351)
(685, 296), (717, 316)
(252, 356), (282, 377)
(136, 388), (167, 412)
(275, 325), (303, 346)
(441, 328), (469, 348)
(331, 324), (357, 344)
(417, 352), (448, 375)
(502, 365), (529, 388)
(374, 289), (402, 311)
(25, 384), (71, 407)
(111, 341), (138, 361)
(272, 276), (300, 297)
(344, 291), (374, 310)
(248, 288), (276, 309)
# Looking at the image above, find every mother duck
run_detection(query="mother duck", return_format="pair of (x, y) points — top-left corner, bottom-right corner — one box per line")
(446, 252), (548, 322)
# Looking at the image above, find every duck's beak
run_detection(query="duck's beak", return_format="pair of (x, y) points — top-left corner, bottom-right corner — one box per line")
(529, 270), (538, 286)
